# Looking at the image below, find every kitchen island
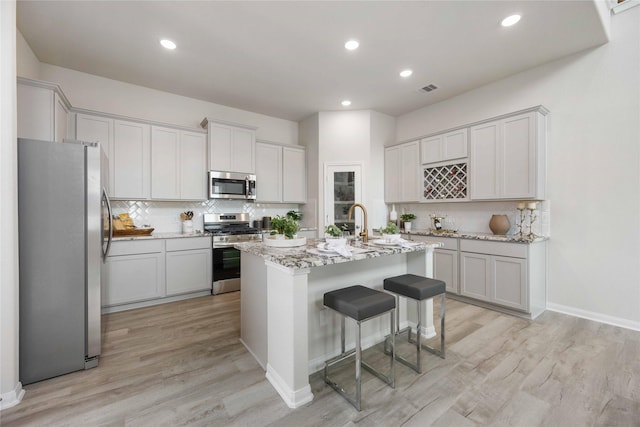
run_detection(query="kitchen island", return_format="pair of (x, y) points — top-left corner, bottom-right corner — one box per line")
(235, 238), (442, 409)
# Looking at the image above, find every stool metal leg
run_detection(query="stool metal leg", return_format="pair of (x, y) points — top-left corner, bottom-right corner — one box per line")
(416, 299), (422, 373)
(440, 293), (445, 358)
(341, 316), (346, 354)
(408, 295), (445, 360)
(323, 307), (396, 411)
(355, 321), (362, 411)
(391, 293), (446, 373)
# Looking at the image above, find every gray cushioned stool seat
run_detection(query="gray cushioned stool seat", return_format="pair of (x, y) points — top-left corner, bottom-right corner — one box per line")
(324, 285), (395, 321)
(384, 274), (445, 301)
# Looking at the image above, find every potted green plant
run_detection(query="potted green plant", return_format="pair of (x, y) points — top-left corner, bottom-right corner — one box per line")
(379, 221), (400, 242)
(324, 224), (346, 238)
(400, 213), (416, 232)
(324, 223), (349, 245)
(270, 211), (300, 239)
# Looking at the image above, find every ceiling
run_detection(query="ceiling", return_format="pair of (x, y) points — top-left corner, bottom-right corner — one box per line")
(17, 1), (609, 122)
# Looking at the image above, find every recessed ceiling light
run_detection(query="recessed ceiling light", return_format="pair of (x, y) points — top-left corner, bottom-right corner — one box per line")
(344, 40), (359, 50)
(501, 14), (521, 27)
(160, 39), (176, 50)
(341, 100), (352, 107)
(400, 69), (413, 78)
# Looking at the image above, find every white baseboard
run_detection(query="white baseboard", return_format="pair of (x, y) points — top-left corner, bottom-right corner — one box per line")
(265, 364), (313, 409)
(547, 303), (640, 332)
(0, 382), (25, 411)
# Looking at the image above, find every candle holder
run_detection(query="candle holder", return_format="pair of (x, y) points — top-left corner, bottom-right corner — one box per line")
(527, 207), (537, 240)
(516, 207), (527, 238)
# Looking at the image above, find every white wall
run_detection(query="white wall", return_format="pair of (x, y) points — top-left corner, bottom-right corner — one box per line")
(396, 8), (640, 329)
(17, 32), (300, 143)
(13, 37), (304, 150)
(298, 110), (395, 234)
(0, 0), (24, 409)
(299, 110), (395, 235)
(36, 64), (299, 145)
(298, 113), (319, 229)
(369, 111), (396, 228)
(15, 30), (38, 80)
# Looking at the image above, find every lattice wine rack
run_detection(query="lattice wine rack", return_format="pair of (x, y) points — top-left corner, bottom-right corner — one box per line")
(423, 162), (468, 201)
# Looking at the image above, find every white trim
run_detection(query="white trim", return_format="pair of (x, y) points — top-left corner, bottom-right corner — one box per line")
(394, 105), (549, 146)
(0, 382), (25, 411)
(100, 290), (212, 314)
(265, 364), (313, 409)
(612, 0), (640, 14)
(547, 303), (640, 332)
(239, 338), (266, 371)
(200, 117), (258, 131)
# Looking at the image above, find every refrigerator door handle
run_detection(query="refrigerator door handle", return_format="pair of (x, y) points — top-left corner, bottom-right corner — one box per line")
(102, 187), (113, 259)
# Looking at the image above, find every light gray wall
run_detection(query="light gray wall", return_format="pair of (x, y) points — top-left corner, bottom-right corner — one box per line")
(395, 7), (640, 329)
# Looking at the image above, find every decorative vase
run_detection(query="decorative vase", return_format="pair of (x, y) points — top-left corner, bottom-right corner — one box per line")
(489, 214), (510, 235)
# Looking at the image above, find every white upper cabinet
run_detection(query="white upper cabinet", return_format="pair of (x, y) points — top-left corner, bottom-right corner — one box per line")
(113, 120), (151, 200)
(151, 126), (180, 199)
(255, 142), (282, 202)
(180, 131), (207, 200)
(76, 113), (114, 192)
(151, 126), (207, 200)
(282, 146), (306, 203)
(421, 128), (468, 164)
(202, 118), (257, 174)
(17, 78), (70, 142)
(470, 109), (547, 200)
(385, 140), (420, 203)
(255, 142), (306, 203)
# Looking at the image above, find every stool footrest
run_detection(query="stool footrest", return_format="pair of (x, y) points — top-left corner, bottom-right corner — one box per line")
(398, 326), (445, 359)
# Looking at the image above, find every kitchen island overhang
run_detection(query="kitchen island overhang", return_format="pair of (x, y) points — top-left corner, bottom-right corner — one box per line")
(235, 239), (443, 409)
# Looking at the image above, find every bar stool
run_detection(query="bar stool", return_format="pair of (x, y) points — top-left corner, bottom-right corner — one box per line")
(383, 274), (445, 373)
(323, 285), (396, 411)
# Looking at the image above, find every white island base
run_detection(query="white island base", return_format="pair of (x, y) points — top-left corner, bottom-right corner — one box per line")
(237, 240), (441, 409)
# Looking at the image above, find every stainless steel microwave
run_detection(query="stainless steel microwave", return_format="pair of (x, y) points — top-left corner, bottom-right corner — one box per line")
(208, 171), (256, 200)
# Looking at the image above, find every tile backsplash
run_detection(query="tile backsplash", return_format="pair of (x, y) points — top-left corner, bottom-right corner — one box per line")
(389, 200), (550, 237)
(111, 199), (300, 233)
(114, 198), (550, 236)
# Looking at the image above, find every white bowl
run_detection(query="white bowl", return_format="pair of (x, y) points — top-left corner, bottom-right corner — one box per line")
(381, 233), (401, 243)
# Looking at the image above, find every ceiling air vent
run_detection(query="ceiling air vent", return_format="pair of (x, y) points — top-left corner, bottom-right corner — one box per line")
(420, 84), (438, 93)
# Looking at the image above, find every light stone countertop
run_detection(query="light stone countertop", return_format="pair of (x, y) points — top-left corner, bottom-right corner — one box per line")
(401, 229), (548, 244)
(234, 238), (443, 271)
(112, 231), (210, 241)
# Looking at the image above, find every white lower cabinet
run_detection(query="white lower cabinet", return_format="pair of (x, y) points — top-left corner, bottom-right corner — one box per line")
(103, 236), (212, 311)
(411, 235), (458, 293)
(166, 238), (212, 296)
(459, 239), (544, 315)
(103, 240), (165, 307)
(405, 235), (547, 318)
(434, 248), (459, 294)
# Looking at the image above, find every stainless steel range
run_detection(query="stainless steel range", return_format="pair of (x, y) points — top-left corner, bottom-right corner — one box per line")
(203, 213), (262, 295)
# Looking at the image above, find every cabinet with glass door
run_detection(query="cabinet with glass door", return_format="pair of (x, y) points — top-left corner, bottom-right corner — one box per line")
(332, 171), (356, 234)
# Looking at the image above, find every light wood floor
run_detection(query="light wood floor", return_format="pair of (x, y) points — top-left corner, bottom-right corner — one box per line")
(2, 292), (639, 426)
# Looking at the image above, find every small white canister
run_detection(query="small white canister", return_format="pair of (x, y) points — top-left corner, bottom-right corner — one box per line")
(182, 220), (193, 234)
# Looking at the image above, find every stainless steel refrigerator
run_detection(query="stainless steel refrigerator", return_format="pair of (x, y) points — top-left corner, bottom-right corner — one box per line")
(18, 138), (113, 385)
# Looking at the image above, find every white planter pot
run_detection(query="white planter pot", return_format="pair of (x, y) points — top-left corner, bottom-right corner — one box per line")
(404, 222), (412, 232)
